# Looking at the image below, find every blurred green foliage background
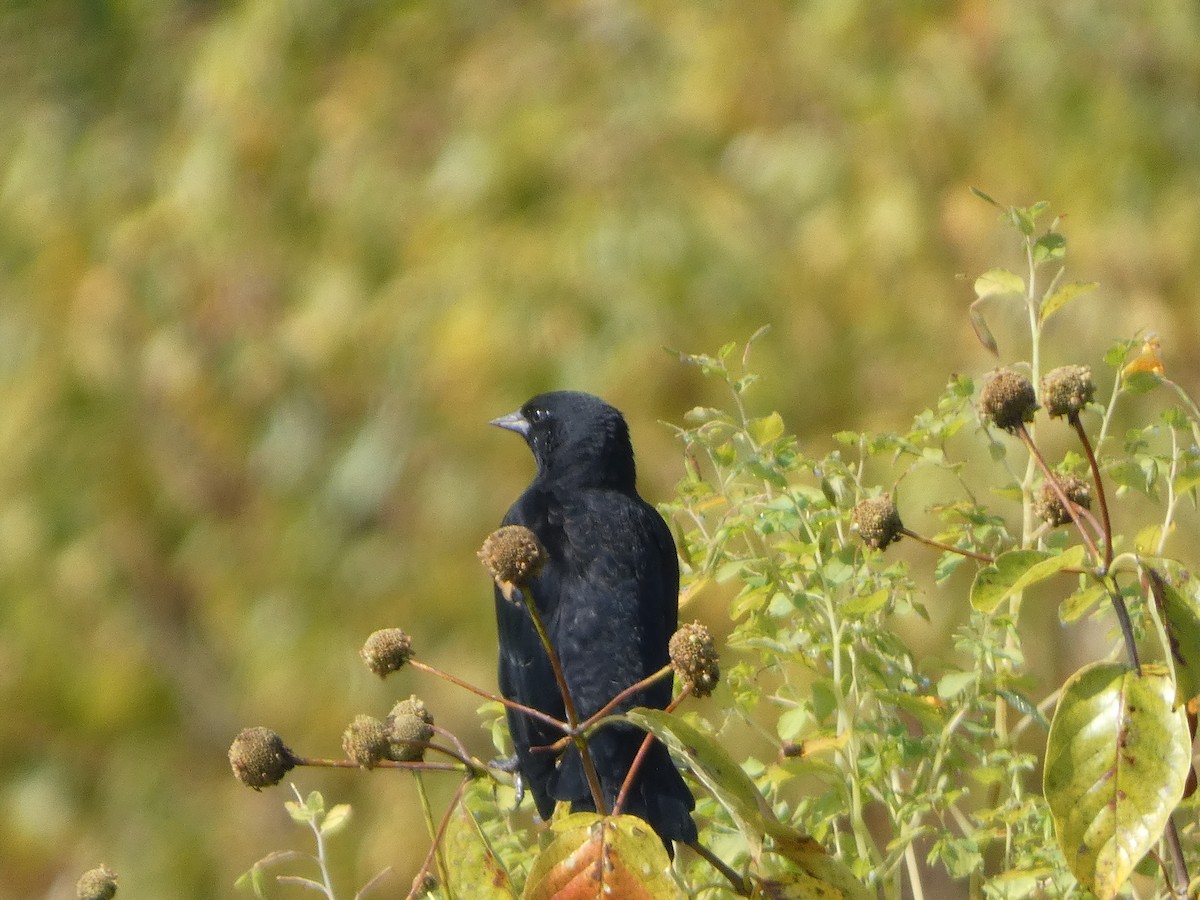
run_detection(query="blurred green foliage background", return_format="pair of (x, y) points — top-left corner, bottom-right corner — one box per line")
(2, 0), (1199, 896)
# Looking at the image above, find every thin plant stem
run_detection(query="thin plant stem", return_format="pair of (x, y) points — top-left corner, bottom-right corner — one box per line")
(515, 587), (608, 816)
(405, 777), (470, 900)
(1015, 424), (1102, 564)
(289, 784), (337, 900)
(408, 659), (568, 733)
(686, 840), (753, 897)
(1104, 579), (1141, 669)
(413, 772), (451, 899)
(1163, 817), (1190, 898)
(611, 684), (691, 819)
(899, 526), (995, 563)
(291, 756), (469, 774)
(1070, 414), (1113, 570)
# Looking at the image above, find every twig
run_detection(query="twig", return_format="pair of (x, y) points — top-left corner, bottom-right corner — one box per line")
(408, 659), (568, 733)
(611, 684), (691, 819)
(898, 527), (996, 563)
(291, 756), (469, 774)
(1015, 423), (1102, 564)
(515, 587), (608, 816)
(1070, 413), (1114, 571)
(686, 840), (753, 897)
(405, 777), (470, 900)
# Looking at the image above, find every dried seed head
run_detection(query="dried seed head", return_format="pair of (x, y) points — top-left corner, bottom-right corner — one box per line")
(76, 865), (118, 900)
(229, 727), (296, 790)
(979, 369), (1038, 432)
(852, 495), (904, 550)
(1035, 474), (1092, 527)
(387, 695), (435, 762)
(1041, 365), (1095, 419)
(479, 525), (547, 601)
(342, 715), (391, 769)
(669, 621), (720, 698)
(360, 628), (414, 677)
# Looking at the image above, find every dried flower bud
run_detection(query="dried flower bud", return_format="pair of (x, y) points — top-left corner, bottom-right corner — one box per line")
(852, 495), (903, 550)
(1035, 474), (1092, 527)
(343, 715), (391, 769)
(360, 628), (414, 677)
(669, 621), (720, 698)
(387, 695), (435, 762)
(1041, 365), (1095, 419)
(479, 525), (547, 601)
(77, 865), (118, 900)
(979, 369), (1038, 432)
(229, 727), (296, 790)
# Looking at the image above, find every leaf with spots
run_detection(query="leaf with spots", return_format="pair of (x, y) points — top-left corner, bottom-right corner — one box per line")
(521, 813), (681, 900)
(1043, 663), (1190, 900)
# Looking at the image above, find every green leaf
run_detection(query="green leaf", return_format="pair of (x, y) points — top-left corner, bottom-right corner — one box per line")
(1044, 663), (1191, 900)
(970, 186), (1002, 208)
(1033, 232), (1066, 264)
(320, 803), (352, 837)
(970, 546), (1086, 614)
(995, 688), (1048, 730)
(841, 587), (888, 619)
(1145, 567), (1200, 705)
(622, 708), (771, 857)
(1040, 280), (1098, 323)
(974, 268), (1025, 301)
(1012, 201), (1049, 235)
(1059, 582), (1107, 623)
(968, 299), (999, 356)
(747, 411), (785, 446)
(937, 671), (976, 700)
(1122, 371), (1162, 395)
(443, 795), (518, 900)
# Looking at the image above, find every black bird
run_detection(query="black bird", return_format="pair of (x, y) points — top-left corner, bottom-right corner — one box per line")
(490, 391), (697, 851)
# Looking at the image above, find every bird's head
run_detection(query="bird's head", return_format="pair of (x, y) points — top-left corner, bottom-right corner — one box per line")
(490, 391), (637, 490)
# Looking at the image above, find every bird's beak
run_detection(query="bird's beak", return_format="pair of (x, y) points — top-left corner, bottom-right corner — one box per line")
(490, 410), (530, 437)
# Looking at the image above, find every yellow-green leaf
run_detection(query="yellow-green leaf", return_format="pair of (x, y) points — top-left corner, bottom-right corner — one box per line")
(970, 546), (1086, 614)
(974, 268), (1025, 300)
(1145, 567), (1200, 705)
(748, 411), (785, 446)
(1044, 663), (1190, 900)
(444, 794), (518, 900)
(623, 709), (870, 899)
(1059, 582), (1106, 623)
(1040, 280), (1097, 323)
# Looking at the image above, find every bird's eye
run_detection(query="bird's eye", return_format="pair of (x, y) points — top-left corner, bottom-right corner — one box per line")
(529, 408), (549, 424)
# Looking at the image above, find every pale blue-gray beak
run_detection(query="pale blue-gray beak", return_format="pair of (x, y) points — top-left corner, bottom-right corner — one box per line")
(490, 410), (530, 437)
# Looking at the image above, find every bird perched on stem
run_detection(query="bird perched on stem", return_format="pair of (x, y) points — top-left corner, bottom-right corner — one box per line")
(489, 391), (697, 852)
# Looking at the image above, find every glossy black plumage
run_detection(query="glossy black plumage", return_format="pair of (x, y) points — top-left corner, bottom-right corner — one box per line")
(490, 391), (697, 850)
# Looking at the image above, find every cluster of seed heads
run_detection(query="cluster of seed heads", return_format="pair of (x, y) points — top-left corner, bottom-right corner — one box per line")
(360, 628), (414, 677)
(669, 621), (720, 698)
(979, 368), (1039, 432)
(852, 495), (904, 550)
(342, 695), (435, 768)
(1035, 474), (1092, 527)
(1041, 365), (1095, 419)
(228, 726), (297, 790)
(76, 865), (118, 900)
(478, 525), (546, 601)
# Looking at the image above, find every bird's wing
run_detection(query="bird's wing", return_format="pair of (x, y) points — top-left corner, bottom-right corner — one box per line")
(494, 488), (568, 820)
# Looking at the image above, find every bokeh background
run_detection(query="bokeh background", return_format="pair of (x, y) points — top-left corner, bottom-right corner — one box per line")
(3, 1), (1199, 896)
